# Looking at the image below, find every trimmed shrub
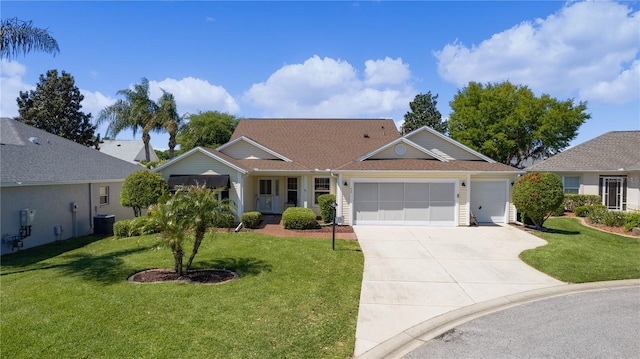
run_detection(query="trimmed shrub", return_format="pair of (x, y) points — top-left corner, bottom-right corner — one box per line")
(603, 211), (626, 227)
(512, 172), (564, 229)
(624, 212), (640, 232)
(563, 194), (602, 212)
(574, 205), (591, 217)
(282, 207), (319, 230)
(550, 205), (565, 217)
(317, 194), (336, 224)
(121, 170), (168, 217)
(587, 204), (608, 224)
(113, 219), (132, 239)
(241, 211), (263, 229)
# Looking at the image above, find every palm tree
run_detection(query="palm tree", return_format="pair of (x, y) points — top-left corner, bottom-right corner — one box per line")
(183, 185), (235, 272)
(146, 194), (191, 276)
(1, 17), (60, 59)
(97, 78), (160, 162)
(156, 90), (181, 159)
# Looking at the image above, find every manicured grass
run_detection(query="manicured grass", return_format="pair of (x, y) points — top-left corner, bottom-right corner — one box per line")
(520, 217), (640, 283)
(1, 232), (363, 358)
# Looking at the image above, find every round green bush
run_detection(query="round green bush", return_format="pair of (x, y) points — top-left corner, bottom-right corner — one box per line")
(624, 212), (640, 232)
(121, 170), (168, 217)
(574, 205), (591, 217)
(241, 211), (263, 229)
(512, 172), (564, 229)
(603, 211), (626, 227)
(282, 207), (319, 230)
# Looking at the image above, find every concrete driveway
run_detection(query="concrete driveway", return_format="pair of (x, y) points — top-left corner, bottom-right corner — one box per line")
(353, 224), (565, 357)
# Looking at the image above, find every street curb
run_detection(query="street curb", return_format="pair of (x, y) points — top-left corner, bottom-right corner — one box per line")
(355, 279), (640, 359)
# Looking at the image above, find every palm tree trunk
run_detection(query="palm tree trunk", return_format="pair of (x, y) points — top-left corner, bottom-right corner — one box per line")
(186, 225), (205, 271)
(143, 131), (151, 162)
(174, 249), (184, 277)
(168, 132), (176, 160)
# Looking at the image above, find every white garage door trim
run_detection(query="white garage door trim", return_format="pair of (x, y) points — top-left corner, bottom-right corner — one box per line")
(470, 179), (509, 223)
(351, 178), (459, 226)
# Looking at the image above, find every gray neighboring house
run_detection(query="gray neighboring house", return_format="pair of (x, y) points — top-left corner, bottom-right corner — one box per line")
(526, 131), (640, 212)
(1, 118), (142, 255)
(99, 139), (159, 164)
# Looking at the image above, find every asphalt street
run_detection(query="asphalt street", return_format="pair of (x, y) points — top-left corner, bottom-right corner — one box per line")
(404, 287), (640, 359)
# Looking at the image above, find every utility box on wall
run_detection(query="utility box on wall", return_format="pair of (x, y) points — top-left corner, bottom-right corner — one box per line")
(20, 209), (36, 226)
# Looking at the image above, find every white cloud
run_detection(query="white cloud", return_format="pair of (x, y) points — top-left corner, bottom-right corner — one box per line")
(580, 60), (640, 104)
(0, 60), (33, 118)
(148, 77), (240, 116)
(434, 1), (640, 104)
(243, 55), (415, 118)
(79, 90), (115, 117)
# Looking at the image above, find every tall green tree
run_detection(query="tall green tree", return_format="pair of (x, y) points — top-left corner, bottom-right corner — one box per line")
(1, 17), (59, 59)
(16, 69), (96, 146)
(177, 111), (238, 151)
(97, 78), (160, 162)
(402, 92), (447, 134)
(448, 81), (590, 167)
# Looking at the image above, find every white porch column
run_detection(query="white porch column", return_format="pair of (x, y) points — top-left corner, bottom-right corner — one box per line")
(302, 175), (309, 208)
(236, 173), (244, 216)
(336, 174), (343, 218)
(465, 173), (471, 226)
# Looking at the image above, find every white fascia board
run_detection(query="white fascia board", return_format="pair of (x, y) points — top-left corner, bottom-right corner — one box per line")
(0, 179), (129, 187)
(525, 169), (638, 173)
(153, 147), (248, 174)
(405, 126), (497, 163)
(152, 146), (201, 172)
(355, 137), (448, 162)
(216, 136), (292, 162)
(332, 169), (524, 175)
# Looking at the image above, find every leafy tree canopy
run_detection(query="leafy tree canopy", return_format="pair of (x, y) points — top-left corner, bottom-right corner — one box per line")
(177, 111), (238, 151)
(16, 69), (96, 146)
(402, 92), (447, 134)
(448, 81), (590, 167)
(121, 170), (168, 217)
(512, 172), (564, 229)
(1, 17), (59, 59)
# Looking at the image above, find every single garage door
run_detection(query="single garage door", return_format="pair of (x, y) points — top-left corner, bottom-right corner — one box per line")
(353, 182), (456, 226)
(470, 181), (507, 223)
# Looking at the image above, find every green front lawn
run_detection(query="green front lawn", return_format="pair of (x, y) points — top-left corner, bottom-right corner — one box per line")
(520, 217), (640, 283)
(1, 232), (363, 358)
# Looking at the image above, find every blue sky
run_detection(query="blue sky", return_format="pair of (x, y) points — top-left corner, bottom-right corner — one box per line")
(2, 1), (639, 151)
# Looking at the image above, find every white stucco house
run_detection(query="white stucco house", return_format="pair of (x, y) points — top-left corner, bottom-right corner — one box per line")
(0, 118), (142, 255)
(155, 118), (522, 226)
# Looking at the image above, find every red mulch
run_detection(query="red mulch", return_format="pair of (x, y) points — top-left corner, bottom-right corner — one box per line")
(128, 269), (238, 284)
(558, 212), (640, 238)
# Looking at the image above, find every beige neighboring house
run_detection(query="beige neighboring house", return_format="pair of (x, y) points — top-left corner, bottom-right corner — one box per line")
(155, 118), (521, 226)
(0, 118), (142, 255)
(527, 131), (640, 211)
(99, 139), (159, 164)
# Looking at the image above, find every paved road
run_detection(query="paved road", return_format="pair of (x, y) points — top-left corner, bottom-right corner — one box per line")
(404, 287), (640, 359)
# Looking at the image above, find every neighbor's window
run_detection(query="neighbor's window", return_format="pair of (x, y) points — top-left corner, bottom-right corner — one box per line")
(562, 176), (580, 194)
(314, 177), (330, 204)
(99, 186), (109, 205)
(287, 177), (298, 205)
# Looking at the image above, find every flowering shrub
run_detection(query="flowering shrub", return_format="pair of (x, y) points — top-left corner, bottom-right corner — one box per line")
(512, 172), (564, 229)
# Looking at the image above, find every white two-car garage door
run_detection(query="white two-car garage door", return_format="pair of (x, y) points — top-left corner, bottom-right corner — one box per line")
(470, 181), (508, 223)
(353, 182), (457, 226)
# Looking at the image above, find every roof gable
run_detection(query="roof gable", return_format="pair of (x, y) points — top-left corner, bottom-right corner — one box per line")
(99, 140), (159, 163)
(0, 118), (142, 185)
(153, 147), (248, 174)
(357, 138), (449, 162)
(405, 126), (495, 162)
(527, 131), (640, 172)
(216, 136), (292, 162)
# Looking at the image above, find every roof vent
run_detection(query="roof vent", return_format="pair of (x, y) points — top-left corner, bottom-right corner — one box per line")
(29, 137), (40, 145)
(117, 143), (121, 147)
(364, 133), (369, 138)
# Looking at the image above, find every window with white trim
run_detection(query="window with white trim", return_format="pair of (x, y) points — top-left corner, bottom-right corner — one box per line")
(99, 186), (109, 205)
(562, 176), (580, 194)
(314, 177), (330, 205)
(287, 177), (298, 205)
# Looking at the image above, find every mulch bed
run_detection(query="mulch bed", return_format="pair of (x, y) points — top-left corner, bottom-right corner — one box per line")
(128, 269), (238, 285)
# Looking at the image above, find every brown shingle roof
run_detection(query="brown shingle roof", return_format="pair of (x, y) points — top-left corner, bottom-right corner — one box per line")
(527, 131), (640, 172)
(230, 119), (400, 169)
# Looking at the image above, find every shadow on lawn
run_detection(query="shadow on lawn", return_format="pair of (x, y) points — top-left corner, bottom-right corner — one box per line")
(0, 235), (105, 268)
(196, 257), (272, 277)
(1, 247), (149, 285)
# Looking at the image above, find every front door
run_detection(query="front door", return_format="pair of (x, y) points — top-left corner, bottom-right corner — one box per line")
(258, 179), (281, 213)
(601, 177), (625, 210)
